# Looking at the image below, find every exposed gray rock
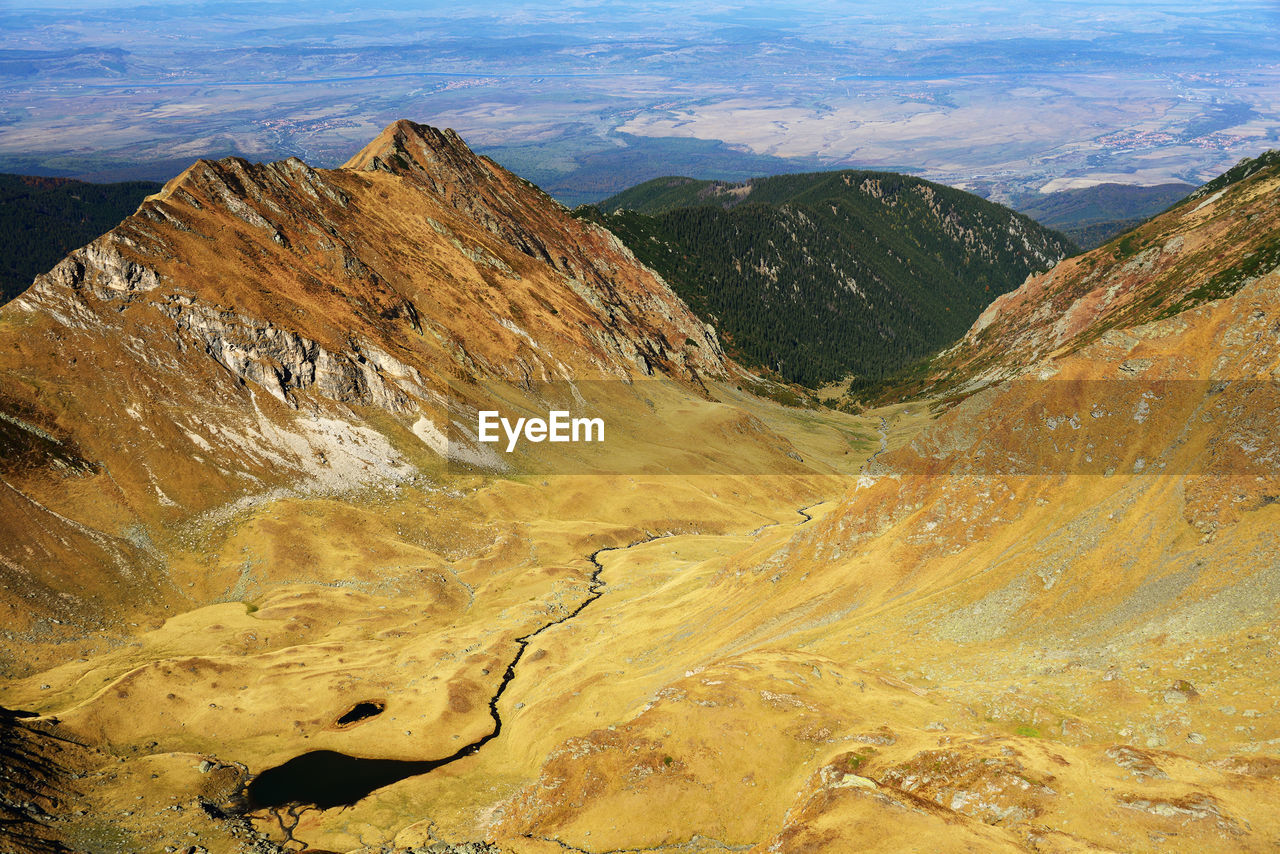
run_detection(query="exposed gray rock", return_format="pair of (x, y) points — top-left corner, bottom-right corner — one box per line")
(1106, 745), (1169, 780)
(410, 844), (502, 854)
(15, 236), (162, 323)
(160, 297), (418, 413)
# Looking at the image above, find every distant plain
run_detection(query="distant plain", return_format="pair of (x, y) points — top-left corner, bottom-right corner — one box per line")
(1, 0), (1277, 204)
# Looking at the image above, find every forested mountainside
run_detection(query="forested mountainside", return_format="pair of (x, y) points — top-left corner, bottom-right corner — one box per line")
(0, 174), (161, 304)
(581, 171), (1075, 386)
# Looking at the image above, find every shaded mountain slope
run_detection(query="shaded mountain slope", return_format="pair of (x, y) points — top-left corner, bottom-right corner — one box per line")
(581, 171), (1076, 386)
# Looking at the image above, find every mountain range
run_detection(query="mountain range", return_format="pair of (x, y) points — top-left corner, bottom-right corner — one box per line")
(0, 123), (1278, 854)
(1006, 182), (1198, 250)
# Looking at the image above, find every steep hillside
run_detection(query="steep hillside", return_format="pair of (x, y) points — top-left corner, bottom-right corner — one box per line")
(1009, 181), (1196, 249)
(890, 150), (1280, 401)
(0, 173), (161, 304)
(581, 171), (1075, 386)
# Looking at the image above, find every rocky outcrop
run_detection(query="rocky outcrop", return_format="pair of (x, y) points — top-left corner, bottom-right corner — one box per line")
(13, 235), (162, 327)
(159, 297), (420, 412)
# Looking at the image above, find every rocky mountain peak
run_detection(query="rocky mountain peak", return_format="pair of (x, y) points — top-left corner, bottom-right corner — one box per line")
(345, 119), (487, 184)
(0, 122), (729, 563)
(341, 119), (541, 234)
(13, 119), (725, 390)
(342, 120), (613, 287)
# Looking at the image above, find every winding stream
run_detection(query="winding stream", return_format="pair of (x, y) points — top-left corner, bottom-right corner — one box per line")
(243, 505), (821, 816)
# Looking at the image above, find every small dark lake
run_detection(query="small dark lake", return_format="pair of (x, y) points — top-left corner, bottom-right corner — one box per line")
(246, 749), (465, 810)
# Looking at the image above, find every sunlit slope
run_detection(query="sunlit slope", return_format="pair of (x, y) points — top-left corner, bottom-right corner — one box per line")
(467, 195), (1280, 852)
(0, 120), (881, 852)
(897, 149), (1280, 400)
(36, 269), (1269, 853)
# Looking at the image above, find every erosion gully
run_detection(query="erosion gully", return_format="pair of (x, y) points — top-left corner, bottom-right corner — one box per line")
(239, 504), (820, 840)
